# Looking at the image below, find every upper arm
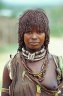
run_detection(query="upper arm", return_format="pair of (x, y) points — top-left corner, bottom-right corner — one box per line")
(2, 65), (12, 88)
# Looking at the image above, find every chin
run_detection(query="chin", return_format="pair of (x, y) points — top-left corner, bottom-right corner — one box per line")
(28, 47), (42, 52)
(30, 45), (42, 49)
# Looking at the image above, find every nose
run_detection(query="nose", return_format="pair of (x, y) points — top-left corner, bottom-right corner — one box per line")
(31, 33), (37, 39)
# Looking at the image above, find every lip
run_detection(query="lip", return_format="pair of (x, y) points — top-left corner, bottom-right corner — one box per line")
(29, 42), (40, 45)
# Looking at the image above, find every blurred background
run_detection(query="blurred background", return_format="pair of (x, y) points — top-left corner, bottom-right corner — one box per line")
(0, 0), (63, 93)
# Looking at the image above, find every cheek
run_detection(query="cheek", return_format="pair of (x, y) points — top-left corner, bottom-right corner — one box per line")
(24, 34), (30, 44)
(40, 34), (45, 44)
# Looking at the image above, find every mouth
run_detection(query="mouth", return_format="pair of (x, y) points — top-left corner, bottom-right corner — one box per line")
(29, 42), (40, 45)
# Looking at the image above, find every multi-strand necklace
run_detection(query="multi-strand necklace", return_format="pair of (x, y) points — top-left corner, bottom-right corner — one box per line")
(21, 48), (49, 96)
(33, 54), (48, 82)
(22, 47), (48, 82)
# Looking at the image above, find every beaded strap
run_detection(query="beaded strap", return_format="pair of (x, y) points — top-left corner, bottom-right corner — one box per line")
(1, 88), (9, 93)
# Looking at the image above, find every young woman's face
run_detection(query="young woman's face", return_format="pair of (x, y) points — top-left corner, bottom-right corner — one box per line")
(24, 28), (45, 51)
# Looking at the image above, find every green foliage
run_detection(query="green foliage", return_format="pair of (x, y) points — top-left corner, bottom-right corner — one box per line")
(0, 44), (18, 53)
(50, 25), (63, 37)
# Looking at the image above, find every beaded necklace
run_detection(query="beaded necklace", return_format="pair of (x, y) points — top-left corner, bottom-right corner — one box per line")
(22, 47), (46, 61)
(22, 47), (48, 82)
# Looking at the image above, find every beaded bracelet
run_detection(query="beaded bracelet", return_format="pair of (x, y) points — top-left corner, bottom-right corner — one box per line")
(1, 88), (9, 93)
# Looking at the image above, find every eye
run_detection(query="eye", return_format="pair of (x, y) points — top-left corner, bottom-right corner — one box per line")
(37, 31), (42, 34)
(39, 31), (42, 33)
(29, 32), (32, 34)
(26, 31), (32, 34)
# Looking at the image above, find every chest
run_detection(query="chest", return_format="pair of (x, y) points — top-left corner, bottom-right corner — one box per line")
(26, 57), (58, 90)
(11, 55), (59, 96)
(42, 59), (58, 90)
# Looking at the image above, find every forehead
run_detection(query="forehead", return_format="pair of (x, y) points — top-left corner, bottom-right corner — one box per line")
(25, 26), (45, 34)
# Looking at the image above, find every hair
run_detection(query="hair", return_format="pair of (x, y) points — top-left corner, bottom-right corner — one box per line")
(18, 9), (50, 52)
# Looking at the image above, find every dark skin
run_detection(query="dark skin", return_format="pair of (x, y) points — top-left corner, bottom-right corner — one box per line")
(24, 28), (45, 52)
(1, 28), (58, 96)
(24, 28), (58, 89)
(1, 65), (12, 96)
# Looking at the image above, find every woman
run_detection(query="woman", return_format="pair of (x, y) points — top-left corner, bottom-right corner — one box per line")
(1, 9), (63, 96)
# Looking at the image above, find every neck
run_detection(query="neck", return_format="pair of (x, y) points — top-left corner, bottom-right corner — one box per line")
(22, 47), (47, 61)
(26, 48), (41, 53)
(25, 46), (44, 53)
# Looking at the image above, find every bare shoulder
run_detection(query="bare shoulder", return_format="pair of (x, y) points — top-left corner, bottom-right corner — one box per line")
(48, 53), (54, 60)
(48, 53), (58, 60)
